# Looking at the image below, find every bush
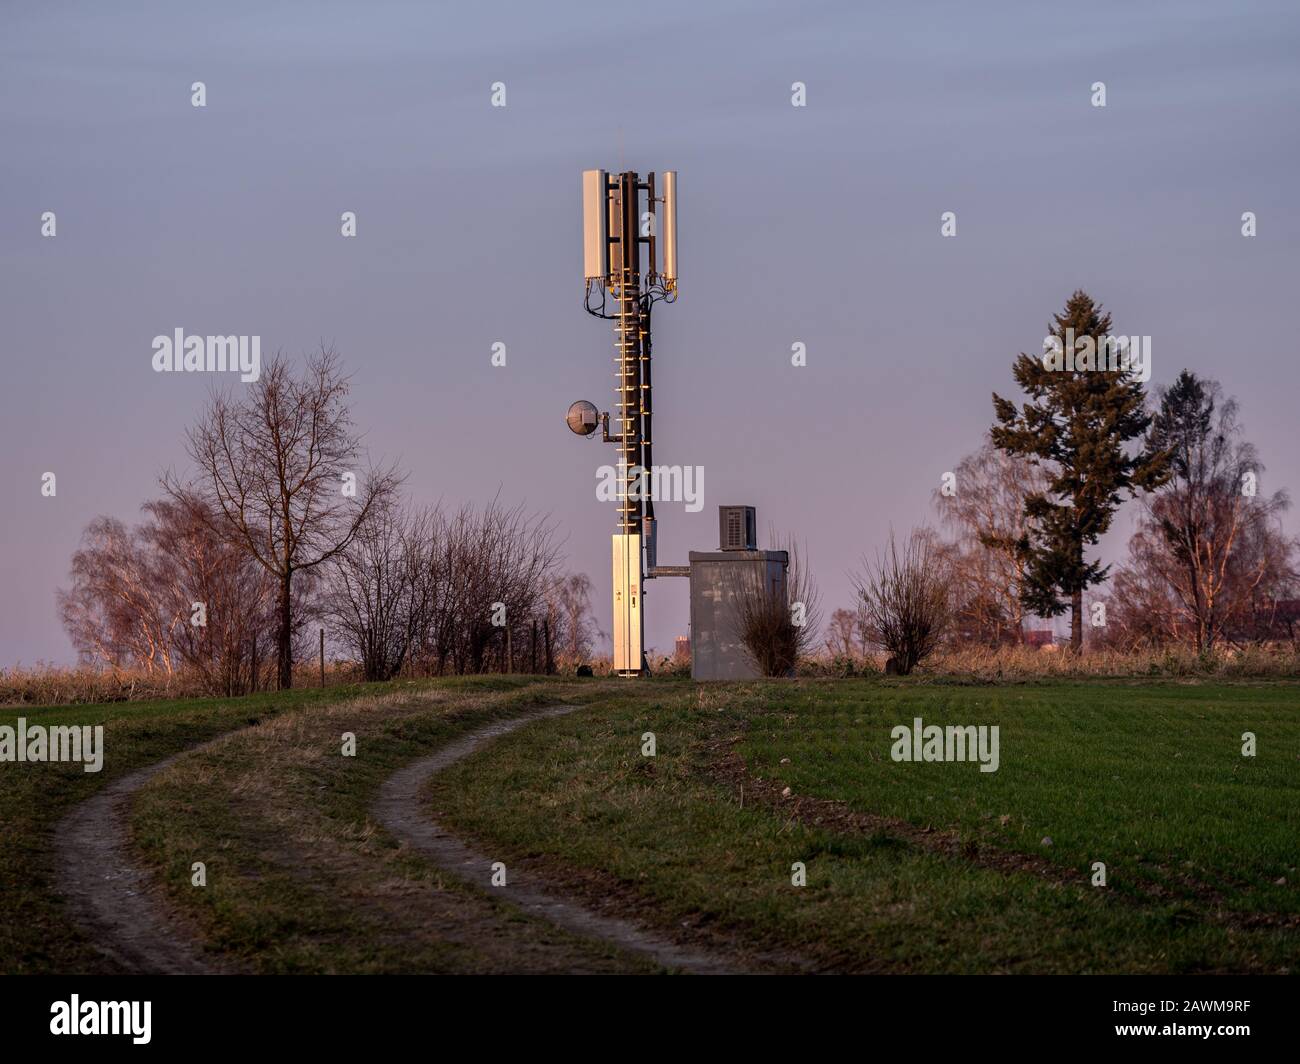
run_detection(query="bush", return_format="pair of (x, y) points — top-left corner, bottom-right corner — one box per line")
(853, 530), (951, 676)
(735, 534), (821, 678)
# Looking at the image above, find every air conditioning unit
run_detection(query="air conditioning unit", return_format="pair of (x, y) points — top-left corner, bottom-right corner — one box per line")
(719, 506), (756, 551)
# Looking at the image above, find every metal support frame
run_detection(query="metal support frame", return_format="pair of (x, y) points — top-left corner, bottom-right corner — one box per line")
(580, 169), (680, 676)
(611, 172), (644, 675)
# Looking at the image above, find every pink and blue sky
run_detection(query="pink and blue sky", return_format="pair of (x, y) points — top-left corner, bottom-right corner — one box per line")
(3, 0), (1298, 663)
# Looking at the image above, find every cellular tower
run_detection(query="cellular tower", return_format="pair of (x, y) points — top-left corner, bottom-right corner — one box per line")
(566, 169), (679, 676)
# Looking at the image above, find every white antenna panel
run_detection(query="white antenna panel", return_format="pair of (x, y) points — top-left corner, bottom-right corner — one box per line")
(582, 169), (608, 282)
(660, 170), (677, 289)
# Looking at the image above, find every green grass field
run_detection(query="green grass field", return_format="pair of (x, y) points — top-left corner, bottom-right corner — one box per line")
(426, 679), (1300, 972)
(3, 677), (1296, 973)
(736, 682), (1299, 911)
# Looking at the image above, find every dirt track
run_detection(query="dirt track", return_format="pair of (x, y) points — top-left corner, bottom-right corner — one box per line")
(54, 748), (226, 975)
(54, 704), (734, 974)
(372, 705), (735, 974)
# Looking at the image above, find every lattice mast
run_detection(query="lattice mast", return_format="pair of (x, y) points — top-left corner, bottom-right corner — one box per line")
(571, 169), (678, 676)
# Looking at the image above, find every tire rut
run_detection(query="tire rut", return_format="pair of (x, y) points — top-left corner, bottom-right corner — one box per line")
(373, 705), (737, 975)
(54, 747), (228, 975)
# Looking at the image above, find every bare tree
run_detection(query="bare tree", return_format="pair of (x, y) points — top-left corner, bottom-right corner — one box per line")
(1107, 499), (1296, 650)
(853, 528), (951, 675)
(933, 440), (1050, 645)
(1231, 511), (1299, 643)
(825, 607), (860, 659)
(139, 494), (285, 695)
(168, 348), (402, 688)
(324, 502), (431, 681)
(1097, 527), (1188, 649)
(1135, 372), (1291, 651)
(548, 572), (601, 669)
(58, 496), (283, 694)
(409, 496), (564, 675)
(59, 516), (176, 675)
